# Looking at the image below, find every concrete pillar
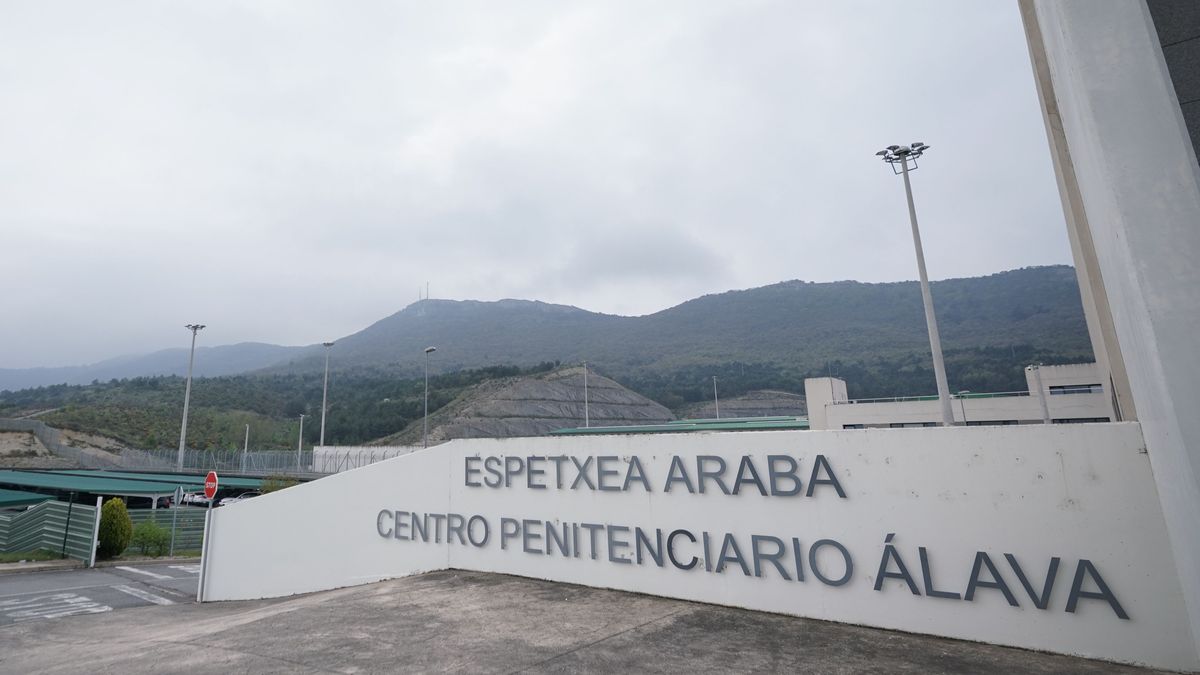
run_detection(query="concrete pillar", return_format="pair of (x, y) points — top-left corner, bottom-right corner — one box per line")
(803, 377), (847, 431)
(1021, 0), (1200, 660)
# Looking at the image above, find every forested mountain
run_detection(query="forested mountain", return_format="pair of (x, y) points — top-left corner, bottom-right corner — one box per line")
(0, 266), (1093, 451)
(0, 342), (308, 392)
(267, 265), (1090, 381)
(3, 265), (1090, 394)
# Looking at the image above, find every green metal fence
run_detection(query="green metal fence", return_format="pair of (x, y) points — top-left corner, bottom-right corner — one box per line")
(0, 500), (98, 562)
(128, 507), (208, 552)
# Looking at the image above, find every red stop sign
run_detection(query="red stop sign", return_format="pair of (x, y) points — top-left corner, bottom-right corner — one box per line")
(204, 471), (219, 500)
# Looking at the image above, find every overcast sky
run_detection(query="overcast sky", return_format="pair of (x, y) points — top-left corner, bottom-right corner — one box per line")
(0, 1), (1070, 368)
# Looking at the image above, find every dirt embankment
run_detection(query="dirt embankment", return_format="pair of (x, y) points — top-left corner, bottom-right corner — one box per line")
(0, 431), (75, 468)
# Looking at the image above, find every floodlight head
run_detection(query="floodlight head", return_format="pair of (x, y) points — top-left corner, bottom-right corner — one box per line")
(323, 341), (335, 348)
(887, 145), (899, 151)
(424, 346), (437, 354)
(875, 150), (888, 156)
(912, 141), (925, 148)
(185, 323), (206, 331)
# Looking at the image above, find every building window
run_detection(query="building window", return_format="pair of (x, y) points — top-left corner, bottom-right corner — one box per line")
(1049, 384), (1103, 395)
(889, 422), (937, 428)
(1052, 417), (1112, 424)
(966, 420), (1018, 426)
(842, 424), (865, 430)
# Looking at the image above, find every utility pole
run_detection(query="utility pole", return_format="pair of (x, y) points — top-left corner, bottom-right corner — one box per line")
(296, 414), (306, 471)
(713, 376), (720, 419)
(877, 143), (954, 426)
(177, 324), (205, 471)
(583, 361), (590, 428)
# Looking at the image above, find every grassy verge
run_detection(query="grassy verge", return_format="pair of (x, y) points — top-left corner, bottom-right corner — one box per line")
(0, 549), (62, 563)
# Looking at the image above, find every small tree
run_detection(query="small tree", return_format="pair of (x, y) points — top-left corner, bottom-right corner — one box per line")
(130, 520), (170, 557)
(96, 498), (133, 559)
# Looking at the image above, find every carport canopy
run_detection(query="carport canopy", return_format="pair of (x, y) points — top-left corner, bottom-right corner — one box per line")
(0, 470), (186, 497)
(0, 487), (55, 508)
(46, 470), (264, 490)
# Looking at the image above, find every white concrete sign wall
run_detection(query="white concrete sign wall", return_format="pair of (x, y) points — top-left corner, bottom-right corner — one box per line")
(200, 424), (1197, 671)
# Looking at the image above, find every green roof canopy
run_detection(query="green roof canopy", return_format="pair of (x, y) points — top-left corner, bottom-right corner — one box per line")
(0, 488), (55, 508)
(47, 470), (263, 490)
(0, 470), (188, 497)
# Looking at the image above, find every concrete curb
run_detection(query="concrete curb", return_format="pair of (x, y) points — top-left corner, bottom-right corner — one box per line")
(0, 559), (84, 576)
(94, 556), (199, 568)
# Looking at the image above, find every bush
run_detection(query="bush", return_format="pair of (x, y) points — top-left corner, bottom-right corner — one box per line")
(260, 474), (299, 493)
(129, 520), (171, 557)
(96, 498), (133, 559)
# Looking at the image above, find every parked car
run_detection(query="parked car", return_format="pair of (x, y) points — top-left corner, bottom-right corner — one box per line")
(218, 491), (262, 507)
(183, 491), (210, 506)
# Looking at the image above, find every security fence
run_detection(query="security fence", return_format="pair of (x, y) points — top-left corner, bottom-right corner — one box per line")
(312, 446), (423, 473)
(105, 448), (318, 476)
(128, 507), (207, 552)
(0, 499), (98, 562)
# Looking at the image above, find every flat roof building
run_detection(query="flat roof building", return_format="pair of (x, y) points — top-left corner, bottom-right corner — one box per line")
(805, 362), (1112, 430)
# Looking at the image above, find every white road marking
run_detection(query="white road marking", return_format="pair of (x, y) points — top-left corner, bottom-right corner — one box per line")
(114, 565), (172, 580)
(169, 564), (202, 574)
(111, 584), (175, 606)
(0, 593), (112, 621)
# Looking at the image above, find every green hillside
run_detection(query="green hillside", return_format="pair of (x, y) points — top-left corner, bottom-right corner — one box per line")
(0, 266), (1092, 449)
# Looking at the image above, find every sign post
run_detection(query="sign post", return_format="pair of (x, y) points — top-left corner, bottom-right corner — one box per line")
(197, 470), (218, 603)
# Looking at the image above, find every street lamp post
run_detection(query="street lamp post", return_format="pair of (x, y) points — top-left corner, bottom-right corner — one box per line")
(176, 324), (205, 471)
(713, 376), (720, 419)
(241, 423), (249, 473)
(296, 414), (306, 471)
(423, 346), (437, 448)
(877, 142), (954, 427)
(583, 361), (590, 428)
(319, 341), (335, 447)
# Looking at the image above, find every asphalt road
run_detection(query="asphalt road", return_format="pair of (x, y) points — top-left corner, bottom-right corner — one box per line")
(0, 570), (1162, 674)
(0, 562), (199, 625)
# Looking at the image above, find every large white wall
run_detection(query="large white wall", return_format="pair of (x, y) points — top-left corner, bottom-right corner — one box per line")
(201, 424), (1196, 671)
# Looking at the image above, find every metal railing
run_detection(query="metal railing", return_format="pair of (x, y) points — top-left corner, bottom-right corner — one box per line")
(831, 391), (1031, 405)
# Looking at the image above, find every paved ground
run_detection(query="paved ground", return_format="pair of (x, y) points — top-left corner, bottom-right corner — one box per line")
(0, 569), (1164, 674)
(0, 562), (198, 625)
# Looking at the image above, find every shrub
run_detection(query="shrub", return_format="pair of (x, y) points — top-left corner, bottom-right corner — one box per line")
(129, 520), (171, 557)
(96, 498), (133, 559)
(260, 474), (299, 493)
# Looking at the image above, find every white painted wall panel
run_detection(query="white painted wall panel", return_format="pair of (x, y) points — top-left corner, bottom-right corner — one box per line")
(200, 424), (1196, 671)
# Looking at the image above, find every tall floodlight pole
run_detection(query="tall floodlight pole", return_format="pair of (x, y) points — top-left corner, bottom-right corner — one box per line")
(424, 346), (437, 448)
(176, 324), (205, 471)
(241, 423), (249, 473)
(713, 376), (720, 419)
(319, 341), (335, 447)
(583, 361), (590, 428)
(877, 142), (954, 426)
(296, 414), (306, 470)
